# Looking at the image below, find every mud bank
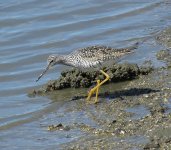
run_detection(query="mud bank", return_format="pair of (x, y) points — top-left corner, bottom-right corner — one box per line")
(29, 63), (152, 96)
(156, 27), (171, 67)
(156, 27), (171, 48)
(57, 50), (171, 150)
(31, 27), (171, 149)
(53, 28), (171, 149)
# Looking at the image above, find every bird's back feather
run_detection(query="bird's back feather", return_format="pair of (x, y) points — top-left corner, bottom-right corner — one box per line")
(65, 44), (138, 68)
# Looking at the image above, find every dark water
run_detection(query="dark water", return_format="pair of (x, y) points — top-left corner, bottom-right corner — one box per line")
(0, 0), (171, 149)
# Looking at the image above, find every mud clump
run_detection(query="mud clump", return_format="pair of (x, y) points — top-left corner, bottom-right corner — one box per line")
(47, 123), (70, 131)
(156, 27), (171, 67)
(29, 63), (153, 96)
(156, 27), (171, 48)
(156, 49), (171, 67)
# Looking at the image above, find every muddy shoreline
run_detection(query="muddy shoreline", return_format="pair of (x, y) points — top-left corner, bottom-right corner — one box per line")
(59, 50), (171, 149)
(29, 63), (153, 97)
(31, 27), (171, 149)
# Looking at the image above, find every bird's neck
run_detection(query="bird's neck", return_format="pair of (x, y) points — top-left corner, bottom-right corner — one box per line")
(51, 55), (64, 65)
(54, 54), (69, 66)
(61, 55), (75, 67)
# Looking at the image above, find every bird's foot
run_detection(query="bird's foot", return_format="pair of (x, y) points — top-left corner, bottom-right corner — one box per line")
(86, 80), (100, 104)
(86, 70), (110, 104)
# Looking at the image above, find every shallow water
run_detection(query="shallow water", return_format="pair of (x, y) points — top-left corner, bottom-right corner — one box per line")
(0, 0), (171, 149)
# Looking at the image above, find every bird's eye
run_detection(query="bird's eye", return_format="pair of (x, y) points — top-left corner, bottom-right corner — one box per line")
(47, 58), (53, 64)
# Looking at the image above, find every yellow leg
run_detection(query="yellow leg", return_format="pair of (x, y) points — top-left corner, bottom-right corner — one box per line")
(87, 70), (110, 103)
(95, 80), (100, 103)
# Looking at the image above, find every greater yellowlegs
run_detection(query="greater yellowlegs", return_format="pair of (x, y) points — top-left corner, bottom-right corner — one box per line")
(36, 45), (137, 103)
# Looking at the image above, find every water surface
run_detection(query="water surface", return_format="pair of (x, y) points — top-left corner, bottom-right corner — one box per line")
(0, 0), (171, 149)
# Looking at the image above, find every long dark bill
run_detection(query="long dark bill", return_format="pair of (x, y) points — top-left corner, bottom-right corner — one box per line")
(36, 62), (51, 82)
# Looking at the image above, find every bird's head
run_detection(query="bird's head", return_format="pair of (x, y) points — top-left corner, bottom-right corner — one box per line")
(47, 55), (57, 67)
(36, 54), (63, 82)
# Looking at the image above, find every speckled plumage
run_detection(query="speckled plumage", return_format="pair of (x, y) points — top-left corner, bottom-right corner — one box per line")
(36, 44), (138, 103)
(37, 44), (138, 82)
(62, 45), (136, 68)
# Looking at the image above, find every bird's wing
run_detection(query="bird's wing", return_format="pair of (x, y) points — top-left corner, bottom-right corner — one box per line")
(73, 45), (123, 62)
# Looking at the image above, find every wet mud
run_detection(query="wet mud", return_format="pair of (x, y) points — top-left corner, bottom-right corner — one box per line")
(31, 27), (171, 149)
(58, 50), (171, 149)
(29, 63), (153, 97)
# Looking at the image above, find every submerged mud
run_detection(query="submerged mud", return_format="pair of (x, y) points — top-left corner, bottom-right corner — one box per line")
(29, 63), (152, 96)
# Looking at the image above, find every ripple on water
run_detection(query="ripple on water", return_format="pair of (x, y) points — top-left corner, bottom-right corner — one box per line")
(0, 0), (171, 149)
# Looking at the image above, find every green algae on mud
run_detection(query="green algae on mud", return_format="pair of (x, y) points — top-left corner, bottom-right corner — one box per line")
(29, 63), (153, 97)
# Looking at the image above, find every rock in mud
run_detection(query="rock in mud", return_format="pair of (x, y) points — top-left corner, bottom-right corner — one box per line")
(47, 123), (70, 131)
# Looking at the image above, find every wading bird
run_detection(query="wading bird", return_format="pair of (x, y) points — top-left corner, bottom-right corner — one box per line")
(36, 44), (137, 103)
